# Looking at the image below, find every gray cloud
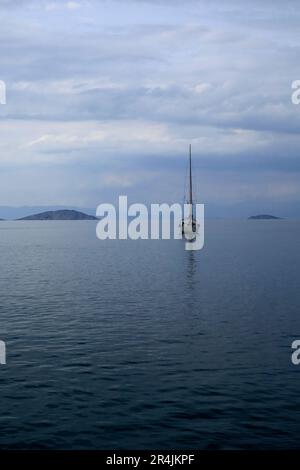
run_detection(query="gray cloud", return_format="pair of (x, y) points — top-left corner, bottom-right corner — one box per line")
(0, 0), (299, 215)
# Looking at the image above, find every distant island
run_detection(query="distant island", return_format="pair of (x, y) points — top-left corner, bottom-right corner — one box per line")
(18, 210), (97, 221)
(248, 214), (282, 220)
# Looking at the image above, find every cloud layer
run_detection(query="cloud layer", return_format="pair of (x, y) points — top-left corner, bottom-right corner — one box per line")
(0, 0), (300, 216)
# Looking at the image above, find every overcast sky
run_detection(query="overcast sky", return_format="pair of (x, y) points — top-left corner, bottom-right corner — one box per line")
(0, 0), (300, 216)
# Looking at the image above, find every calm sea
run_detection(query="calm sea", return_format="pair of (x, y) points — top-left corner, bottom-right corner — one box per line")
(0, 220), (300, 449)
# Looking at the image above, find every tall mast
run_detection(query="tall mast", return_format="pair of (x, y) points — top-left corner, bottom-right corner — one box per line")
(189, 144), (193, 215)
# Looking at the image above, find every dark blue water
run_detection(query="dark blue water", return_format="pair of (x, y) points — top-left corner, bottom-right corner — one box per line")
(0, 220), (300, 449)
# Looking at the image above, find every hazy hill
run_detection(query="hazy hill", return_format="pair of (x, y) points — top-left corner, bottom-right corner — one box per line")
(248, 214), (282, 220)
(18, 210), (97, 221)
(0, 206), (96, 219)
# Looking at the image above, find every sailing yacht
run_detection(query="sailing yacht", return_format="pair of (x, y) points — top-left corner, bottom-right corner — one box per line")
(181, 144), (198, 237)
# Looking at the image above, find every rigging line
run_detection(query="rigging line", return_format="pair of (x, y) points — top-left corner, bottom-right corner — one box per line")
(183, 149), (189, 206)
(183, 164), (188, 205)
